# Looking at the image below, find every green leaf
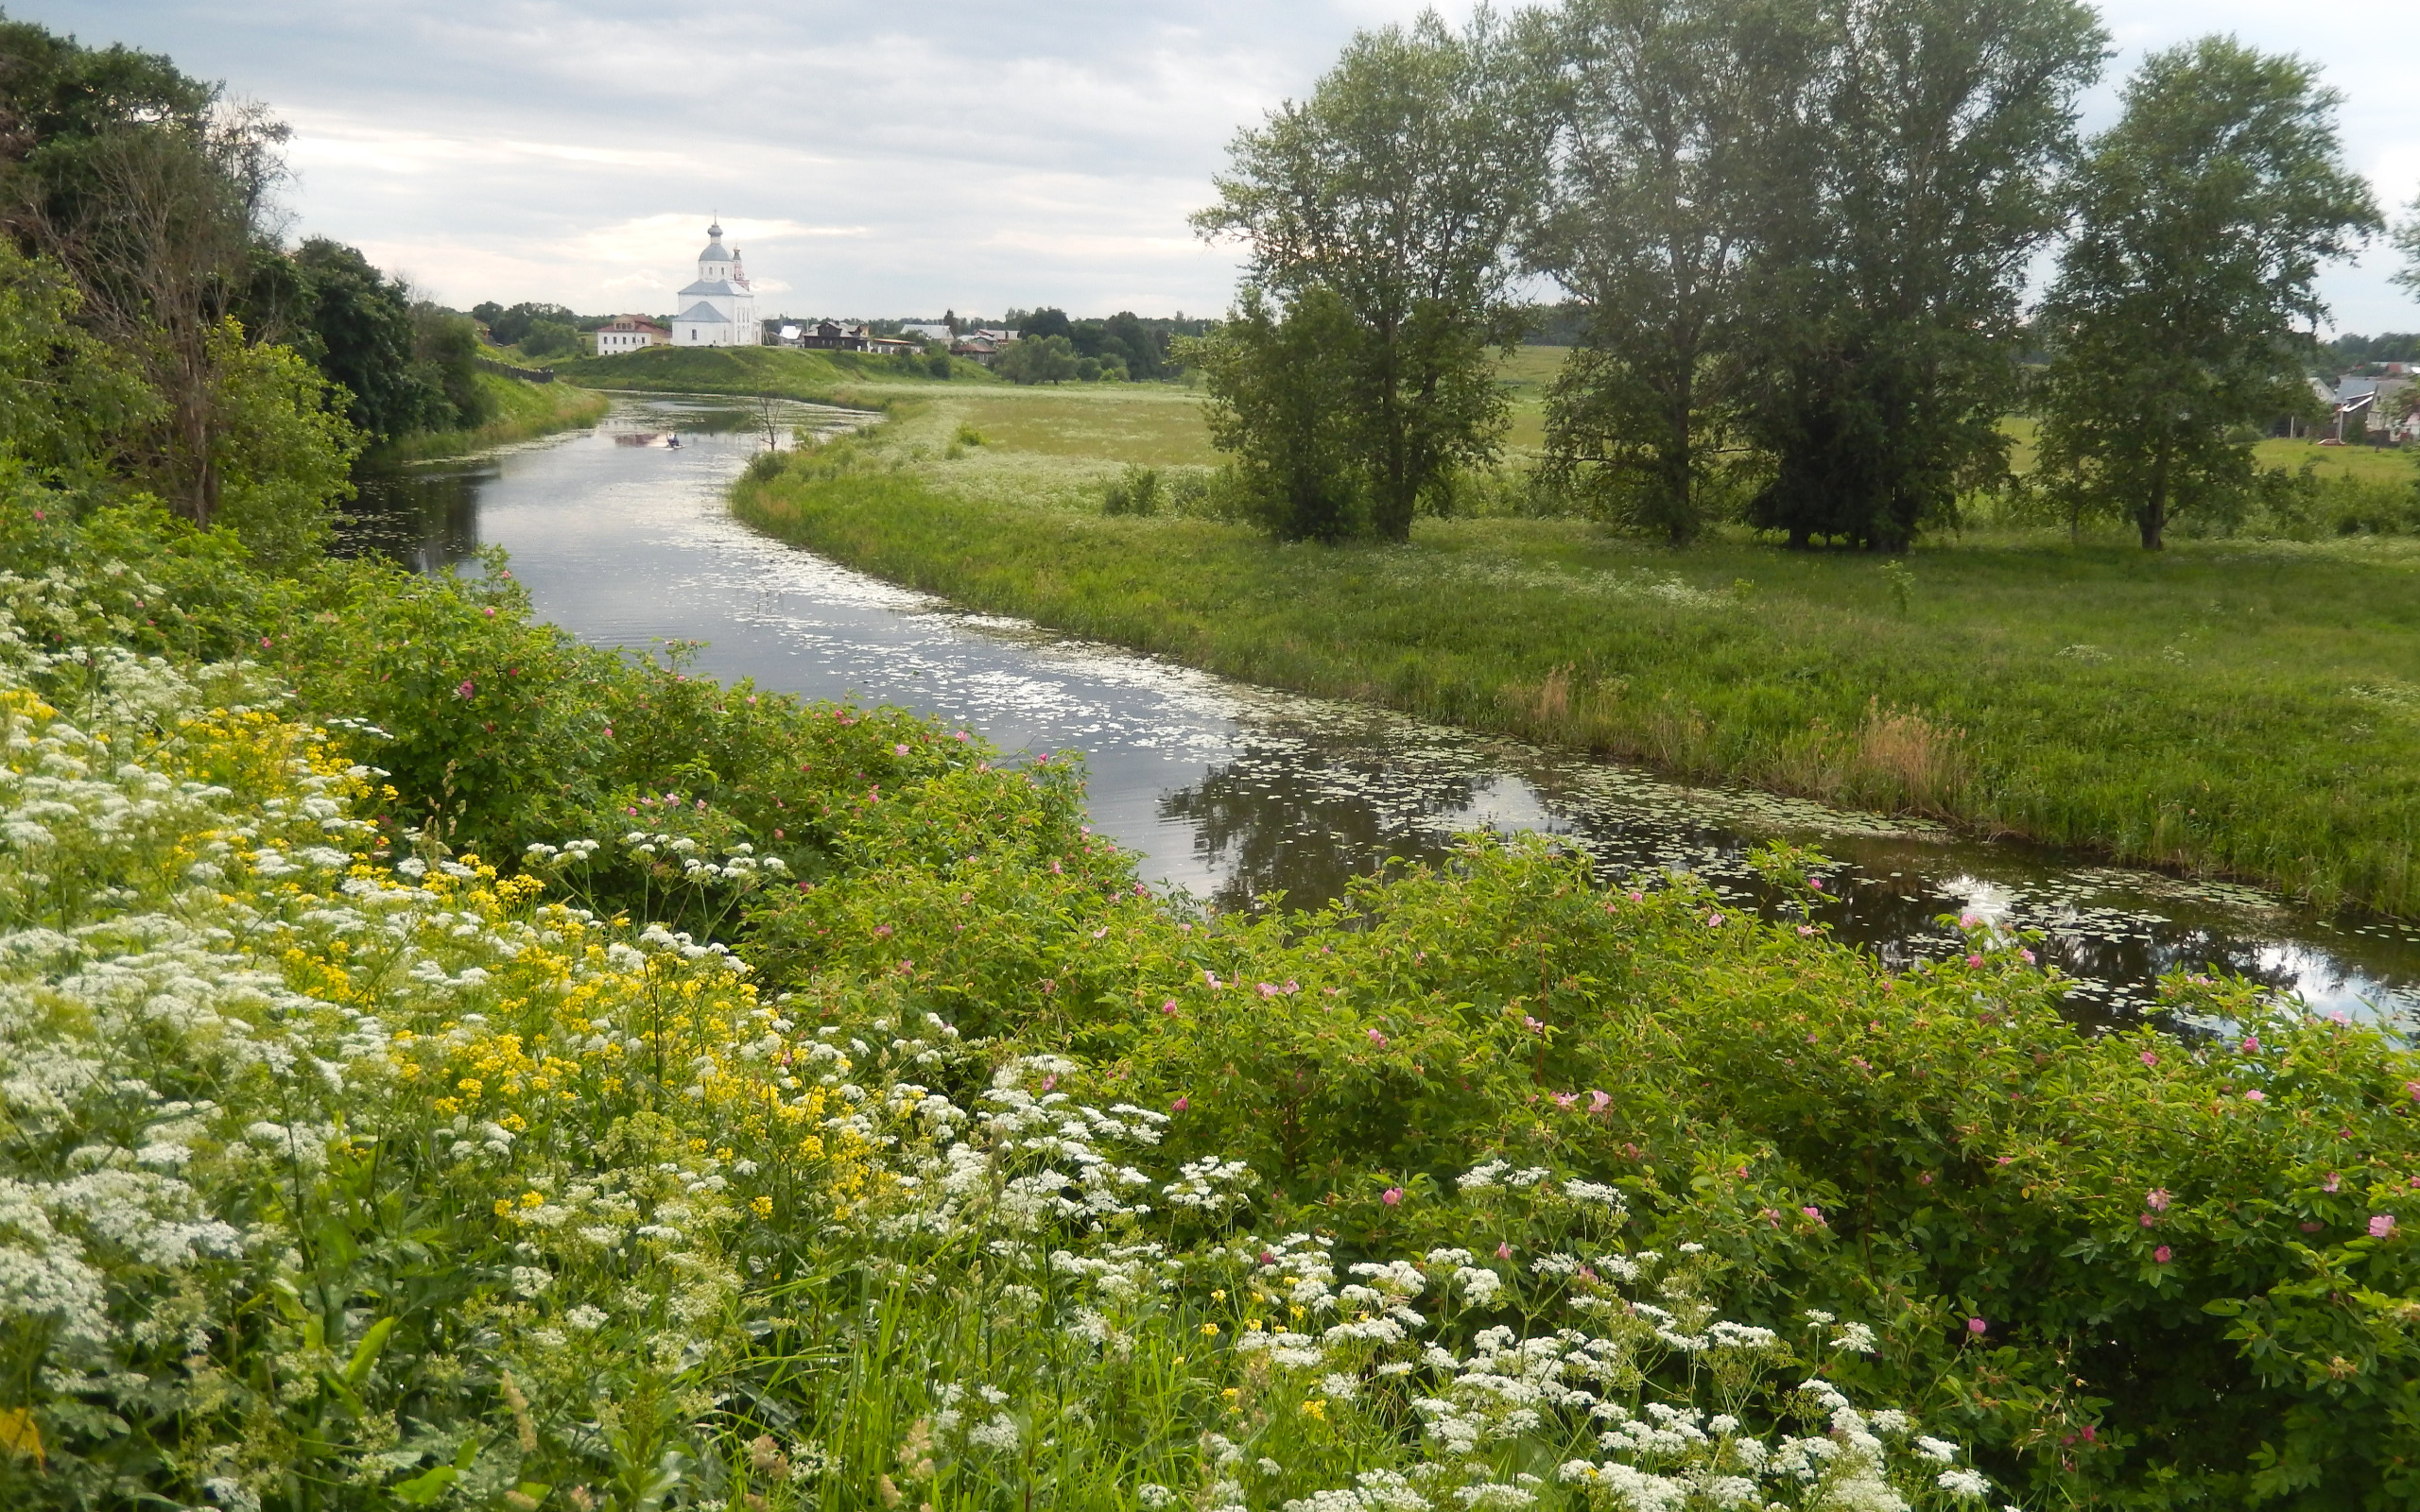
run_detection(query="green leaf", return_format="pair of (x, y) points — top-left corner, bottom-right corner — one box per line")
(389, 1465), (458, 1506)
(344, 1315), (398, 1387)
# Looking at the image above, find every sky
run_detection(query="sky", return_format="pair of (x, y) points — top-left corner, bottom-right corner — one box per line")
(19, 0), (2420, 331)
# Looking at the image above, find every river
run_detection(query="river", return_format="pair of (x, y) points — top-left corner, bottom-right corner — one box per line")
(345, 391), (2420, 1028)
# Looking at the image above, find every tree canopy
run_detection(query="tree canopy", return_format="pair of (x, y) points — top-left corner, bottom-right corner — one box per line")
(2034, 38), (2380, 548)
(1193, 10), (1548, 542)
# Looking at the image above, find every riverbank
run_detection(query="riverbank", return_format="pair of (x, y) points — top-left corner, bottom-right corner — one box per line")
(550, 342), (991, 405)
(370, 370), (611, 461)
(733, 420), (2420, 918)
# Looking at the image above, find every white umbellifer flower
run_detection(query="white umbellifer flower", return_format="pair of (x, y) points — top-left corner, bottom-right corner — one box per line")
(563, 1303), (608, 1331)
(1564, 1178), (1625, 1210)
(1456, 1266), (1504, 1306)
(1915, 1435), (1961, 1463)
(1938, 1468), (1991, 1498)
(967, 1413), (1019, 1452)
(1138, 1486), (1177, 1509)
(1833, 1321), (1878, 1353)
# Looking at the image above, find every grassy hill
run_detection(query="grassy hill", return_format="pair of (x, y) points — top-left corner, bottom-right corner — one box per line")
(370, 370), (611, 461)
(552, 343), (994, 405)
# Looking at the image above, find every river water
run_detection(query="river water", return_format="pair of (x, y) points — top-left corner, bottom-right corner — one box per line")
(345, 392), (2420, 1028)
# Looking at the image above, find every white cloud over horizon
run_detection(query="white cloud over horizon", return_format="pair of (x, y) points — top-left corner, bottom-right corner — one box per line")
(19, 0), (2420, 330)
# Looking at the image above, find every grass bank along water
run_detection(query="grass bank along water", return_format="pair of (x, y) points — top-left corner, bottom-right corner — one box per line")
(9, 486), (2420, 1508)
(730, 387), (2420, 919)
(551, 342), (991, 407)
(370, 369), (613, 462)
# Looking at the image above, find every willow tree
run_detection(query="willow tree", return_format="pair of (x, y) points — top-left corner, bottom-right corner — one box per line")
(2034, 39), (2379, 550)
(1739, 0), (2105, 550)
(1527, 0), (1827, 543)
(1192, 11), (1548, 543)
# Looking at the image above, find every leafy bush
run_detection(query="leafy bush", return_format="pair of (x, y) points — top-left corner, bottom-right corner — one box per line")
(1102, 466), (1164, 517)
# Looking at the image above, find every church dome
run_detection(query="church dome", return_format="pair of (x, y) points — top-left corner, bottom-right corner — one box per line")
(696, 220), (731, 262)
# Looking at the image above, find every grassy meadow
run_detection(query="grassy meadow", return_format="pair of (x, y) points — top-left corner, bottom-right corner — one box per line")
(728, 353), (2420, 917)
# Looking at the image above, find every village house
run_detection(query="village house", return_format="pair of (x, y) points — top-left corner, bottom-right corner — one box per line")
(947, 328), (1018, 367)
(594, 315), (669, 354)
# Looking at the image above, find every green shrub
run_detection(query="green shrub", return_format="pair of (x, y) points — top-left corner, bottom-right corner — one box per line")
(1101, 465), (1163, 517)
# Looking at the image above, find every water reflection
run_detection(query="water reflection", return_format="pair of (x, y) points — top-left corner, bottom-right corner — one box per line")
(344, 456), (488, 572)
(1159, 727), (2414, 1027)
(337, 392), (2420, 1029)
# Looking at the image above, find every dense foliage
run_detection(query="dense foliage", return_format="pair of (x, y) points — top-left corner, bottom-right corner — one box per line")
(7, 461), (2420, 1508)
(0, 15), (490, 475)
(1201, 0), (2406, 552)
(2032, 40), (2383, 550)
(1191, 11), (1546, 544)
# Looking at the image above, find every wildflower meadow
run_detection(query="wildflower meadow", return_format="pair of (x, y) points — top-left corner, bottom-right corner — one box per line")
(1, 485), (2418, 1512)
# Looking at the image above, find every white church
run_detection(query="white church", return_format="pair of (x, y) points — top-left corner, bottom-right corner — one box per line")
(669, 221), (759, 347)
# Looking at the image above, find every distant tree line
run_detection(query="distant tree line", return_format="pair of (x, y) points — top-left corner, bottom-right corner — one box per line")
(1192, 0), (2412, 550)
(471, 301), (601, 358)
(994, 308), (1213, 385)
(2326, 333), (2420, 368)
(0, 10), (492, 510)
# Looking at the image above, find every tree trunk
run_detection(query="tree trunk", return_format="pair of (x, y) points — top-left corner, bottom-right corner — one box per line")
(2140, 441), (2169, 550)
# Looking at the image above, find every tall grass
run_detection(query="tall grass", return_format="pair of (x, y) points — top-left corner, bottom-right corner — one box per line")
(734, 457), (2420, 916)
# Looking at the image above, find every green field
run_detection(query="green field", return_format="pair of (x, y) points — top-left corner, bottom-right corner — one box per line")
(731, 376), (2420, 916)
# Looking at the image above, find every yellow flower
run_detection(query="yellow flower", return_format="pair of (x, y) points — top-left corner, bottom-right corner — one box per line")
(519, 1191), (544, 1209)
(1302, 1400), (1327, 1420)
(1210, 1289), (1226, 1302)
(1200, 1323), (1220, 1337)
(752, 1195), (774, 1219)
(493, 1198), (514, 1217)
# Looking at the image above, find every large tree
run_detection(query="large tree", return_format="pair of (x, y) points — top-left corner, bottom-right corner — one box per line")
(2034, 39), (2379, 550)
(1527, 0), (1827, 543)
(1740, 0), (2105, 550)
(0, 15), (292, 524)
(290, 238), (452, 440)
(1193, 9), (1548, 543)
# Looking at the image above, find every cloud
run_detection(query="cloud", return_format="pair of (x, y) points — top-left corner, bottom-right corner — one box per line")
(20, 0), (2420, 328)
